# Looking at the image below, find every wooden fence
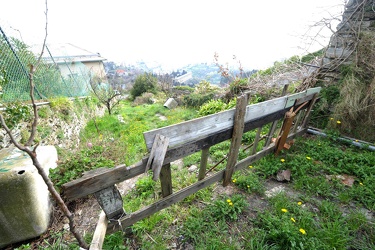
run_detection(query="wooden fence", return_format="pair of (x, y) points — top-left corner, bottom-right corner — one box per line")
(62, 87), (320, 249)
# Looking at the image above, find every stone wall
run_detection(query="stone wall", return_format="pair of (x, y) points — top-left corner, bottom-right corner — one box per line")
(0, 99), (105, 150)
(321, 0), (375, 81)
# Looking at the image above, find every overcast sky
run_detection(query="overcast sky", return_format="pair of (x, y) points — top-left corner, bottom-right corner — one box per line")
(0, 0), (345, 70)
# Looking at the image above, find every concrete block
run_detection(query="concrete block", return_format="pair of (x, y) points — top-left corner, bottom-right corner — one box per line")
(0, 146), (58, 248)
(163, 98), (178, 109)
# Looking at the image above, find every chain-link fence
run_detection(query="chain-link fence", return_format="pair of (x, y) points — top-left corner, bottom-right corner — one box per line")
(0, 23), (92, 102)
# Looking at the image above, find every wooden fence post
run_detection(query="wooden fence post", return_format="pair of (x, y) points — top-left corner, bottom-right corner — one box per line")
(160, 163), (172, 197)
(198, 147), (210, 180)
(223, 95), (247, 186)
(90, 211), (108, 250)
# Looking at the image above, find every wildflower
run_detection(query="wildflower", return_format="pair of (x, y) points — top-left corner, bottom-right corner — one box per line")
(291, 217), (296, 223)
(228, 202), (233, 206)
(299, 228), (306, 235)
(330, 117), (334, 120)
(280, 158), (285, 163)
(281, 208), (288, 213)
(249, 165), (253, 169)
(297, 201), (302, 206)
(227, 199), (231, 203)
(247, 185), (250, 188)
(359, 182), (364, 186)
(232, 179), (237, 183)
(306, 156), (311, 160)
(336, 120), (341, 125)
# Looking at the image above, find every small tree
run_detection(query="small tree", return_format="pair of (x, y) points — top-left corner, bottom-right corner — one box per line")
(130, 72), (158, 98)
(89, 74), (121, 115)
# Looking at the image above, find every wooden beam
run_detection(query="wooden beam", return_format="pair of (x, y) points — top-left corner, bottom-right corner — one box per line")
(107, 129), (307, 233)
(223, 95), (247, 186)
(90, 211), (108, 250)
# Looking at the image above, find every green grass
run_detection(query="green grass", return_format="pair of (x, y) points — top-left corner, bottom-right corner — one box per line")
(45, 100), (375, 250)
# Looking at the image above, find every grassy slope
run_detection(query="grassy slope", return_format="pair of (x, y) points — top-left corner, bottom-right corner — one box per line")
(46, 100), (375, 250)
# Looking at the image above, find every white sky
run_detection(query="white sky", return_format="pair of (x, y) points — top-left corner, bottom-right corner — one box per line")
(0, 0), (345, 70)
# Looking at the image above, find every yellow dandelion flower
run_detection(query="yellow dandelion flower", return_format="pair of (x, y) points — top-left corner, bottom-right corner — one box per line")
(247, 185), (250, 188)
(281, 208), (288, 213)
(280, 159), (285, 163)
(306, 156), (311, 160)
(297, 201), (302, 206)
(336, 120), (341, 124)
(299, 228), (306, 235)
(291, 217), (296, 223)
(229, 202), (233, 206)
(359, 182), (364, 186)
(330, 117), (334, 120)
(249, 165), (253, 169)
(232, 179), (237, 183)
(227, 199), (231, 203)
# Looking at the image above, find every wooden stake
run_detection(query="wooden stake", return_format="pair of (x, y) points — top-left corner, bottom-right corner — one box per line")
(223, 95), (247, 186)
(251, 126), (263, 155)
(90, 211), (108, 250)
(160, 163), (172, 197)
(198, 147), (210, 180)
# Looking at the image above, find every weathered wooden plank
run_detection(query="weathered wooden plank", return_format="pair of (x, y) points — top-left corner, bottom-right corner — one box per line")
(63, 162), (146, 200)
(90, 211), (108, 250)
(284, 87), (321, 108)
(160, 163), (172, 197)
(275, 108), (296, 155)
(223, 95), (247, 186)
(145, 134), (169, 181)
(198, 147), (210, 180)
(144, 87), (321, 151)
(107, 170), (225, 233)
(94, 185), (125, 219)
(107, 129), (307, 233)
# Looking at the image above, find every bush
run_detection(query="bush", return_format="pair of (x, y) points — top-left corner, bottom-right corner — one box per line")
(183, 92), (214, 108)
(131, 73), (158, 98)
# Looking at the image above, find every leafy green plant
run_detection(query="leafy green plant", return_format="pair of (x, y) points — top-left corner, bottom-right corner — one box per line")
(211, 194), (248, 221)
(130, 73), (158, 98)
(49, 146), (115, 190)
(134, 175), (156, 197)
(0, 102), (32, 129)
(232, 170), (265, 195)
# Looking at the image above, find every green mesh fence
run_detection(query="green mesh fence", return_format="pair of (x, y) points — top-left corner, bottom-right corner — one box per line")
(0, 24), (91, 102)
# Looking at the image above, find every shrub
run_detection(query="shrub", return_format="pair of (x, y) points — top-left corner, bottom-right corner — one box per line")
(131, 73), (158, 98)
